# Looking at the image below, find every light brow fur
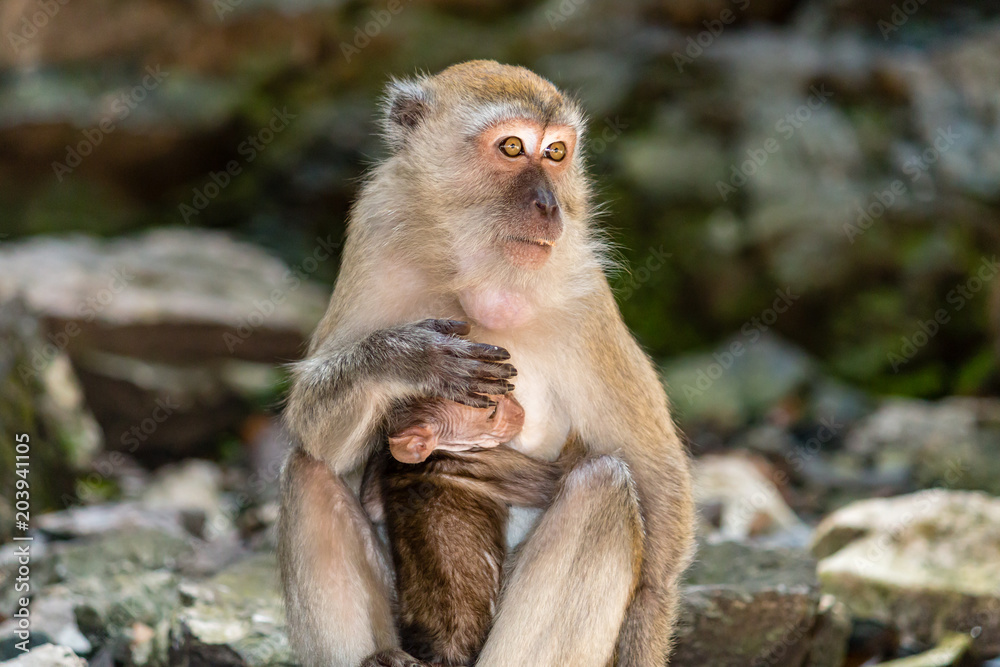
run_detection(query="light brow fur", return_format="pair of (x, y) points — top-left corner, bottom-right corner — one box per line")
(278, 60), (695, 667)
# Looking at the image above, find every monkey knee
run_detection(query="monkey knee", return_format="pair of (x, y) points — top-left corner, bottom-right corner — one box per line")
(559, 456), (643, 557)
(563, 455), (636, 500)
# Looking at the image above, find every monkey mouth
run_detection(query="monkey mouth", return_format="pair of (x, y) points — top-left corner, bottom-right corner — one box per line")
(509, 236), (555, 249)
(504, 236), (555, 270)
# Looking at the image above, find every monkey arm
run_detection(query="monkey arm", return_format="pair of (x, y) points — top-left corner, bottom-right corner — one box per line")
(615, 443), (695, 665)
(284, 318), (516, 475)
(421, 446), (564, 508)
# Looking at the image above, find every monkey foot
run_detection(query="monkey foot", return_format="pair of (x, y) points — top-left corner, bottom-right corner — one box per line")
(360, 649), (433, 667)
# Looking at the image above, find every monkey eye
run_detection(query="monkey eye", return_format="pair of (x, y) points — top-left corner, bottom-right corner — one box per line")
(499, 136), (524, 157)
(544, 141), (567, 162)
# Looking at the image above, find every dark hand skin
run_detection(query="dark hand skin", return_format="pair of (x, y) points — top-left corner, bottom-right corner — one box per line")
(373, 319), (516, 409)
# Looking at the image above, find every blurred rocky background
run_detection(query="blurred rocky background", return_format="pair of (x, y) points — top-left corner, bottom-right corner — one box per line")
(1, 0), (999, 664)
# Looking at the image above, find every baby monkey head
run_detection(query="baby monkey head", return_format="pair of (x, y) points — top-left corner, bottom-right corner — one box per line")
(380, 60), (590, 274)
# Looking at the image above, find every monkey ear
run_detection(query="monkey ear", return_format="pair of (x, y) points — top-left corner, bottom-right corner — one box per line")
(382, 77), (431, 149)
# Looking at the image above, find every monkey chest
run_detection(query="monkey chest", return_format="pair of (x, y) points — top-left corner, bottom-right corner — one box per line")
(505, 355), (571, 462)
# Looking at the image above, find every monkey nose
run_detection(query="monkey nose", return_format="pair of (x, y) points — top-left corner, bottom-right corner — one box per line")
(532, 188), (558, 217)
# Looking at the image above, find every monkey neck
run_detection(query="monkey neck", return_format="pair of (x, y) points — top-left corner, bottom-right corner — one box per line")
(453, 260), (603, 333)
(458, 287), (534, 331)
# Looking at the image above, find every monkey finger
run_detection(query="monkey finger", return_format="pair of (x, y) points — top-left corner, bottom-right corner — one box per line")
(451, 392), (497, 409)
(455, 342), (511, 361)
(471, 362), (517, 379)
(466, 379), (515, 396)
(422, 318), (470, 336)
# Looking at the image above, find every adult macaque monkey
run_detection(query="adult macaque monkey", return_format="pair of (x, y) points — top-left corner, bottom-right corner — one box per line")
(278, 60), (695, 667)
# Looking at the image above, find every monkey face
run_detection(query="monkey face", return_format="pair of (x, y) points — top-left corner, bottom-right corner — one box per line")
(475, 120), (577, 270)
(381, 61), (591, 282)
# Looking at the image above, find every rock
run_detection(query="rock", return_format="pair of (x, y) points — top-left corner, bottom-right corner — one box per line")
(672, 541), (850, 667)
(72, 352), (250, 460)
(0, 644), (87, 666)
(663, 333), (818, 432)
(0, 229), (326, 458)
(806, 595), (853, 667)
(0, 528), (195, 666)
(170, 553), (293, 666)
(0, 229), (326, 364)
(811, 490), (1000, 658)
(881, 26), (1000, 201)
(36, 503), (193, 540)
(876, 632), (972, 667)
(693, 453), (809, 545)
(845, 398), (1000, 495)
(0, 296), (102, 511)
(142, 459), (233, 540)
(0, 595), (90, 656)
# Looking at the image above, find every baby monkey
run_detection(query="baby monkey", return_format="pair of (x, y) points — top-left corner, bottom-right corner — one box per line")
(386, 393), (526, 464)
(362, 394), (567, 667)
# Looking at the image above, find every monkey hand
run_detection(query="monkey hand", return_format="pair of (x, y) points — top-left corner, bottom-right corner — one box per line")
(405, 318), (517, 409)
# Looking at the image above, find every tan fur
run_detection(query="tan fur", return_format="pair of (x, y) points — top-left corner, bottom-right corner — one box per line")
(278, 450), (397, 665)
(278, 60), (695, 667)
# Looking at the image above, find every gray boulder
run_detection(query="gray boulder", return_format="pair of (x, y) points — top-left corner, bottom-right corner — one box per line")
(0, 297), (102, 512)
(170, 553), (293, 666)
(0, 229), (326, 458)
(672, 541), (850, 667)
(812, 490), (1000, 658)
(845, 398), (1000, 495)
(0, 644), (87, 666)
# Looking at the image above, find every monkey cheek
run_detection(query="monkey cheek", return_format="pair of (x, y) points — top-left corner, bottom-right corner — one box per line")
(492, 394), (525, 439)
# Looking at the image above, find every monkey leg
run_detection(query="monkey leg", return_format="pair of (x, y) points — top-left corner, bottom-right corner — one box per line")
(278, 448), (398, 667)
(475, 456), (643, 667)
